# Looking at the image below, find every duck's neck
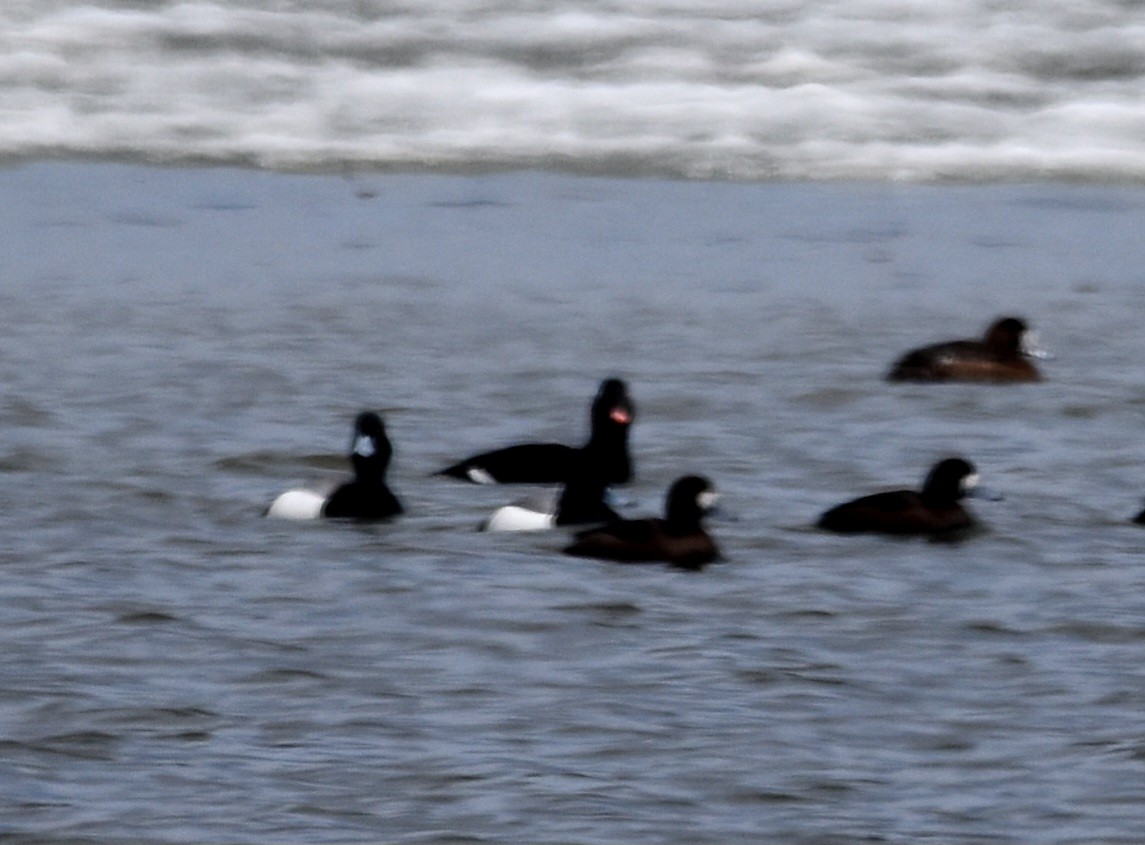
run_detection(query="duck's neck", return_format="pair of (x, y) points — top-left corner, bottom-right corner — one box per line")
(352, 455), (390, 486)
(664, 505), (702, 535)
(583, 426), (631, 480)
(920, 486), (959, 507)
(556, 482), (616, 525)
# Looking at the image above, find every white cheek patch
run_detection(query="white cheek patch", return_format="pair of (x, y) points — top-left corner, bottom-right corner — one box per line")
(697, 491), (720, 512)
(1022, 331), (1052, 359)
(353, 435), (376, 458)
(960, 473), (980, 494)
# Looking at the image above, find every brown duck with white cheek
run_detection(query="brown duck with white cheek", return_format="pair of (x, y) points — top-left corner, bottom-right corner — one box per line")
(887, 316), (1047, 383)
(817, 458), (991, 538)
(563, 475), (720, 570)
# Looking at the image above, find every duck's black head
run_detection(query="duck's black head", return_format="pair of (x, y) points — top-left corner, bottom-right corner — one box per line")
(920, 458), (978, 505)
(590, 378), (634, 432)
(984, 317), (1031, 357)
(664, 475), (718, 530)
(349, 411), (393, 480)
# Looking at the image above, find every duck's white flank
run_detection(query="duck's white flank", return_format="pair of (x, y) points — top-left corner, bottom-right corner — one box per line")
(482, 505), (556, 532)
(482, 490), (561, 532)
(266, 489), (326, 520)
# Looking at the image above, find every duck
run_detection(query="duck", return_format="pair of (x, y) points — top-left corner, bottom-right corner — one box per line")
(266, 411), (402, 521)
(887, 316), (1046, 383)
(480, 466), (620, 532)
(1133, 505), (1145, 525)
(439, 378), (634, 484)
(816, 457), (987, 537)
(563, 475), (720, 570)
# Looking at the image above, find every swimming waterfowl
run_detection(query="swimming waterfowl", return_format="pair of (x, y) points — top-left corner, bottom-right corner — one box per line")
(266, 411), (402, 521)
(887, 316), (1046, 383)
(439, 378), (634, 484)
(563, 475), (720, 569)
(816, 457), (986, 537)
(481, 466), (620, 532)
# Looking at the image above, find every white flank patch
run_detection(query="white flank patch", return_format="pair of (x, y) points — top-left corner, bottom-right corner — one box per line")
(482, 505), (554, 533)
(266, 489), (326, 520)
(466, 466), (497, 484)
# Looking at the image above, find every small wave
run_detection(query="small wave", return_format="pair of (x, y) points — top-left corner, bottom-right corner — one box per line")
(243, 667), (332, 684)
(114, 610), (181, 625)
(27, 731), (120, 761)
(215, 451), (344, 475)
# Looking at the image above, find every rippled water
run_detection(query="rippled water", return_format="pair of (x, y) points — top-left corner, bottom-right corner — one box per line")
(3, 162), (1145, 842)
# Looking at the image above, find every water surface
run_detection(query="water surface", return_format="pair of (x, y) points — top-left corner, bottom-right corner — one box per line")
(2, 163), (1145, 842)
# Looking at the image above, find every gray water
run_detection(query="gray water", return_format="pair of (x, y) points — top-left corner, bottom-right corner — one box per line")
(3, 162), (1145, 842)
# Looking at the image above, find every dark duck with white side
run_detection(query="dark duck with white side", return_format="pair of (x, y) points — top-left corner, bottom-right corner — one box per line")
(439, 378), (634, 485)
(266, 411), (402, 521)
(563, 475), (720, 570)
